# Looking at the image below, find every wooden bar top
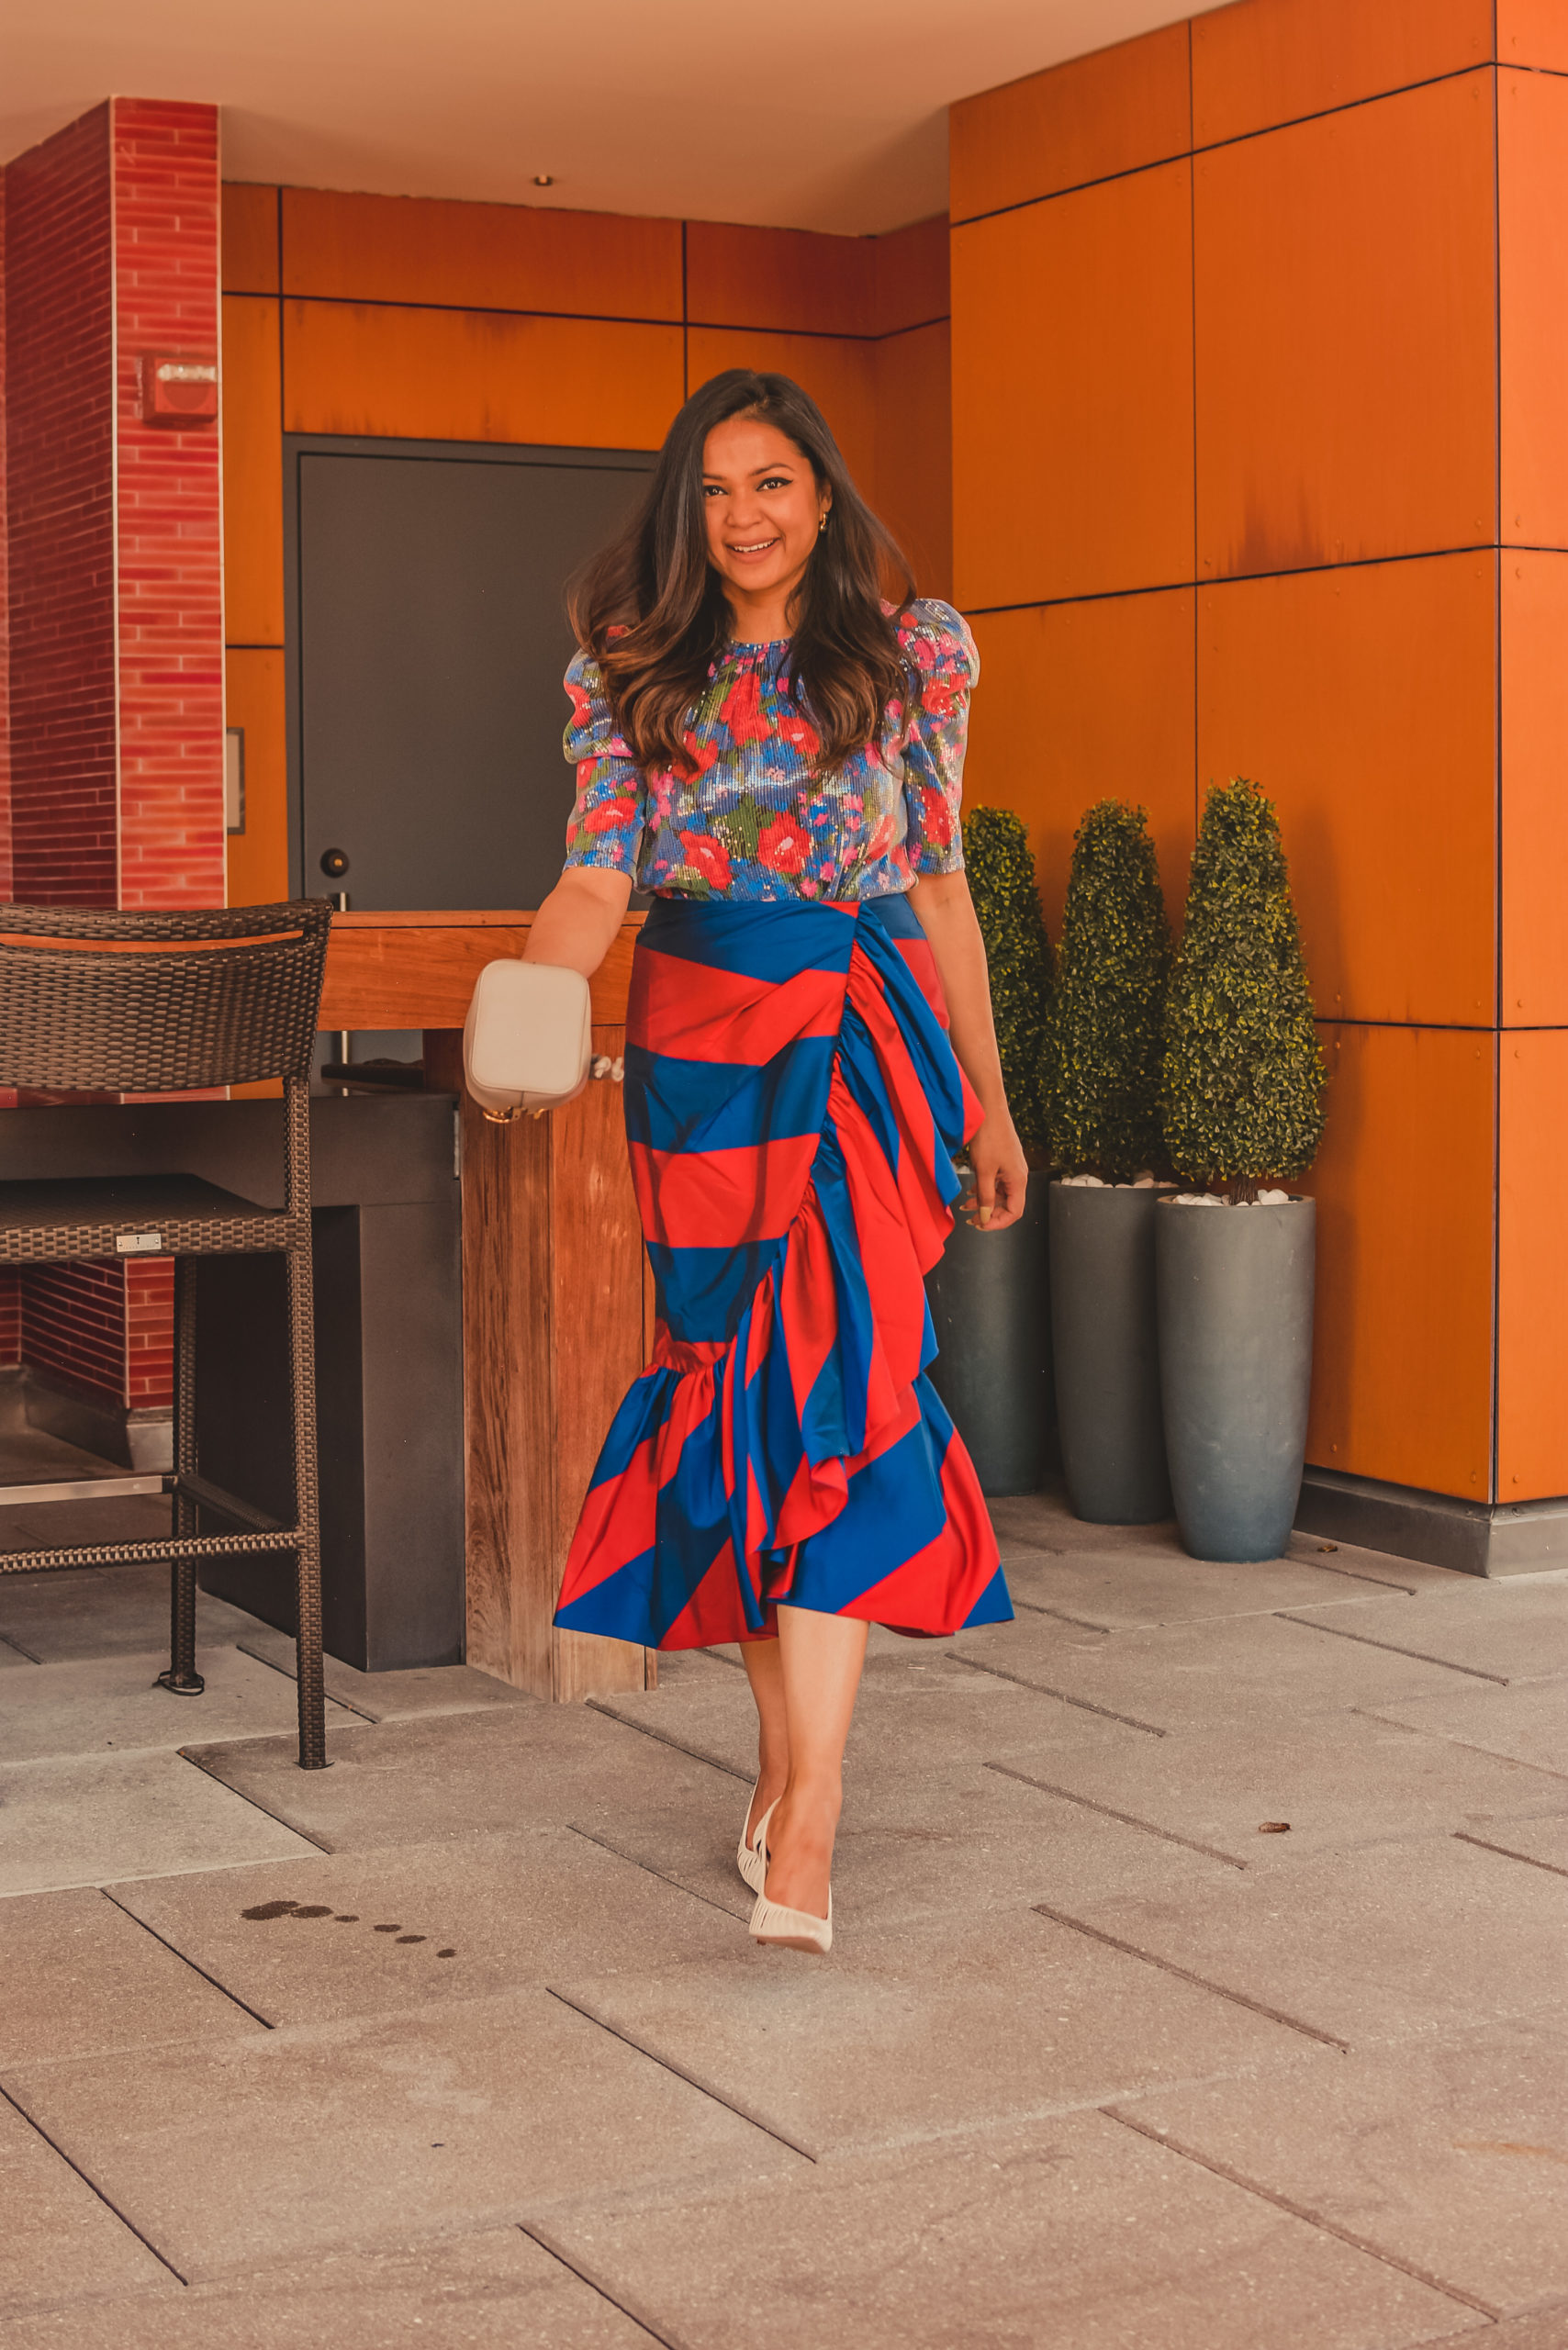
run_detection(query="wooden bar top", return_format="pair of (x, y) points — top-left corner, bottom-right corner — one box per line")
(318, 911), (644, 1031)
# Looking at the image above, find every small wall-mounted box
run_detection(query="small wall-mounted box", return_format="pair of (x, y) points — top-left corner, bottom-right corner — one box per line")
(139, 353), (218, 426)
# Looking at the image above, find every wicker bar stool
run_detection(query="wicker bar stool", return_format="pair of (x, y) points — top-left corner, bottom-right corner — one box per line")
(0, 901), (334, 1769)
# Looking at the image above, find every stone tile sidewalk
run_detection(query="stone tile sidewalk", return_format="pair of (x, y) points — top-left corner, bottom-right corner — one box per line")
(1, 1498), (1564, 2347)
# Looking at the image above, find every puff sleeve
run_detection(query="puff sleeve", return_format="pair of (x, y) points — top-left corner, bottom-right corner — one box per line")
(899, 600), (979, 878)
(561, 651), (647, 879)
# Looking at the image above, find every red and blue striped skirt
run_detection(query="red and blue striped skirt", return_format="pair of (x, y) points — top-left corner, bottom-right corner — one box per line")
(554, 893), (1014, 1650)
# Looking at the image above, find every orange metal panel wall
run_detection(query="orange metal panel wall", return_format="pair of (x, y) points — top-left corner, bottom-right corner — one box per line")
(952, 160), (1194, 608)
(1501, 553), (1568, 1026)
(283, 303), (685, 449)
(872, 321), (953, 599)
(950, 22), (1191, 221)
(871, 217), (949, 335)
(685, 220), (872, 334)
(1500, 65), (1568, 554)
(949, 0), (1536, 1504)
(1498, 0), (1568, 68)
(1194, 74), (1496, 579)
(224, 649), (288, 909)
(280, 187), (684, 319)
(1301, 1024), (1495, 1498)
(220, 182), (279, 293)
(966, 594), (1196, 937)
(1192, 0), (1494, 145)
(1196, 554), (1497, 1029)
(218, 179), (951, 948)
(1498, 1031), (1568, 1498)
(219, 295), (285, 647)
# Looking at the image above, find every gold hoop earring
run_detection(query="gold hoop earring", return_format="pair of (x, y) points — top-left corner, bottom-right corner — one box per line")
(818, 515), (828, 534)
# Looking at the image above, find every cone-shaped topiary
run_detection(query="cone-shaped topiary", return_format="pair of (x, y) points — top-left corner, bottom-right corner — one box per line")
(1162, 778), (1327, 1202)
(961, 806), (1052, 1149)
(1042, 800), (1171, 1181)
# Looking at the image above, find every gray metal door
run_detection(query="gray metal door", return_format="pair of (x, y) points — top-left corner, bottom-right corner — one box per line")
(295, 446), (651, 911)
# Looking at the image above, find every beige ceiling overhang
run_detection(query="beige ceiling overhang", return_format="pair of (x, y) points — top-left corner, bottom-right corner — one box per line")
(1, 0), (1229, 234)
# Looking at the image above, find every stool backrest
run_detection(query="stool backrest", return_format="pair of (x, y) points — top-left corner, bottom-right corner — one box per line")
(0, 901), (332, 1093)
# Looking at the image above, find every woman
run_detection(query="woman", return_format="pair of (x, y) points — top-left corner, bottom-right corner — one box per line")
(528, 370), (1024, 1954)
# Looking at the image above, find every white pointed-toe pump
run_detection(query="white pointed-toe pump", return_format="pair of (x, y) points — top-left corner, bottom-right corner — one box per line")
(748, 1799), (834, 1954)
(736, 1778), (767, 1895)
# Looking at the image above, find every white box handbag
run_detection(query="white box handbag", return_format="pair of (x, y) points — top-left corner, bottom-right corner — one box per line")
(463, 957), (594, 1122)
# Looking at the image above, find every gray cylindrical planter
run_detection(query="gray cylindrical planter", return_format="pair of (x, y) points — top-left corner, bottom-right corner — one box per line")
(1048, 1181), (1170, 1523)
(1157, 1196), (1316, 1562)
(925, 1171), (1056, 1496)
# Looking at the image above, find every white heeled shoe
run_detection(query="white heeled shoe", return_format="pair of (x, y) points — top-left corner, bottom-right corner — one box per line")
(748, 1799), (834, 1954)
(736, 1778), (767, 1894)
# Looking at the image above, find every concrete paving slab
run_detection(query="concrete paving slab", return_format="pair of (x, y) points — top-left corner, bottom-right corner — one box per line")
(600, 1650), (1153, 1822)
(599, 1753), (1242, 1937)
(183, 1705), (729, 1853)
(111, 1827), (749, 2025)
(1287, 1578), (1568, 1686)
(235, 1624), (532, 1724)
(0, 1393), (138, 1485)
(990, 1490), (1458, 1596)
(955, 1606), (1495, 1732)
(552, 1906), (1316, 2160)
(1482, 2309), (1568, 2350)
(0, 1496), (174, 1561)
(1453, 1815), (1568, 1878)
(1367, 1683), (1568, 1781)
(0, 1637), (33, 1668)
(1000, 1541), (1443, 1632)
(0, 2227), (649, 2348)
(0, 2095), (175, 2319)
(846, 1654), (1165, 1789)
(0, 1750), (319, 1898)
(0, 1647), (359, 1765)
(0, 1559), (256, 1665)
(1114, 2015), (1568, 2317)
(594, 1669), (759, 1780)
(541, 2107), (1466, 2350)
(1067, 1834), (1568, 2048)
(0, 1886), (263, 2065)
(2, 1986), (801, 2282)
(978, 1709), (1567, 1869)
(838, 1788), (1244, 1922)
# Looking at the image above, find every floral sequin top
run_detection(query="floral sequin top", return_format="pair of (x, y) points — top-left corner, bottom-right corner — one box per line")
(559, 598), (978, 901)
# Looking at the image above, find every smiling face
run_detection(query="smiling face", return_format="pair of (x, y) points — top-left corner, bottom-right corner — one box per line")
(701, 414), (831, 641)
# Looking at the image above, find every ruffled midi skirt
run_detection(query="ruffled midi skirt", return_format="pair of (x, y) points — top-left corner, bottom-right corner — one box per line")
(553, 893), (1014, 1649)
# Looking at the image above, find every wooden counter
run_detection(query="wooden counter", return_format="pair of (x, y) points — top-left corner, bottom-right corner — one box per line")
(319, 909), (640, 1030)
(320, 912), (650, 1703)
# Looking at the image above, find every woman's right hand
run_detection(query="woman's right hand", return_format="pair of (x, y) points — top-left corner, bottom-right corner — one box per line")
(524, 867), (633, 979)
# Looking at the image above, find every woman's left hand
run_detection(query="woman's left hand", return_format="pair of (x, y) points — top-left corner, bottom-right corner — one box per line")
(968, 1113), (1028, 1232)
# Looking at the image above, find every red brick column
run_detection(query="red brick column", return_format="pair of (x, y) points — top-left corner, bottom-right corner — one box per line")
(114, 99), (225, 912)
(4, 105), (117, 907)
(112, 102), (224, 1446)
(0, 184), (12, 1365)
(0, 100), (223, 1453)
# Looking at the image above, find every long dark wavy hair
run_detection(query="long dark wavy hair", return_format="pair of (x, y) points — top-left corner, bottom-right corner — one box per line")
(567, 370), (917, 776)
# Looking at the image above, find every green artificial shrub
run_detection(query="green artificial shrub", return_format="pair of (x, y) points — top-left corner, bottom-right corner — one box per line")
(1042, 800), (1171, 1181)
(962, 806), (1052, 1149)
(1161, 778), (1327, 1202)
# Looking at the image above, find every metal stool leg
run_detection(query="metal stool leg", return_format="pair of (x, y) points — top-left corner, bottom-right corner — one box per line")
(159, 1253), (205, 1696)
(286, 1078), (328, 1769)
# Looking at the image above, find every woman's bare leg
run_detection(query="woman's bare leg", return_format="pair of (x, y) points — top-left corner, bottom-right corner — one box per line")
(760, 1606), (868, 1917)
(740, 1632), (789, 1845)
